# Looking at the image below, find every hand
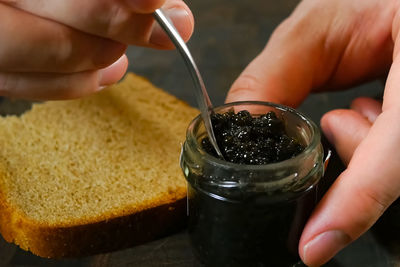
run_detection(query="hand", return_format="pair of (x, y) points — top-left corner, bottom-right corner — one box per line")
(0, 0), (194, 100)
(226, 0), (400, 266)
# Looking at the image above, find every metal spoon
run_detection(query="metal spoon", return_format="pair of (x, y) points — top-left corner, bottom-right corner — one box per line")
(153, 9), (224, 159)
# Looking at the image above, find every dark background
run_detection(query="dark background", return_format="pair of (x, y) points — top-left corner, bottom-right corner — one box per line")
(127, 0), (383, 123)
(1, 0), (398, 266)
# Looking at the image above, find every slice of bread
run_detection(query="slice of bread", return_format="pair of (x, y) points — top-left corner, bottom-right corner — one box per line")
(0, 73), (199, 258)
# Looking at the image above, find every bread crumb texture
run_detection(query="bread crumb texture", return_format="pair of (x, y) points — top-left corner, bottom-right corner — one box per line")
(0, 73), (198, 227)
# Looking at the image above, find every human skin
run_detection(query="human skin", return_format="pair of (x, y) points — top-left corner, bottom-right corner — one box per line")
(0, 0), (194, 99)
(2, 0), (399, 266)
(226, 0), (400, 266)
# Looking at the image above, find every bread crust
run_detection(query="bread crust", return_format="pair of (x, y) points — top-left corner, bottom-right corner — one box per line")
(0, 73), (198, 258)
(0, 194), (187, 258)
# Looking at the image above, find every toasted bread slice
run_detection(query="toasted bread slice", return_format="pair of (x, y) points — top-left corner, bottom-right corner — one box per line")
(0, 73), (198, 258)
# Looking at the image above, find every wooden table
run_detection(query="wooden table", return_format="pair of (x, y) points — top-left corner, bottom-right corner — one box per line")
(1, 0), (399, 266)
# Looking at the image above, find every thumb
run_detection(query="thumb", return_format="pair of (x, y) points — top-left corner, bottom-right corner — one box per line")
(225, 20), (315, 107)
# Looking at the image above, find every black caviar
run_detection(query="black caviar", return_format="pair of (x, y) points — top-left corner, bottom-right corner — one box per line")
(187, 183), (317, 266)
(182, 106), (324, 267)
(201, 110), (304, 164)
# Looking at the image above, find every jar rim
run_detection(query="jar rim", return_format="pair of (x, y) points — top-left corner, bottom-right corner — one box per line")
(186, 101), (321, 171)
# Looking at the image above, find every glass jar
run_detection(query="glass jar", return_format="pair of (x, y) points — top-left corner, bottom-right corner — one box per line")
(180, 101), (325, 267)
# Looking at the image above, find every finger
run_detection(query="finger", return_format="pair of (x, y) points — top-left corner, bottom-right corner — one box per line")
(299, 13), (400, 264)
(148, 6), (194, 48)
(124, 0), (165, 14)
(226, 0), (395, 107)
(321, 109), (371, 165)
(99, 55), (129, 87)
(300, 108), (400, 266)
(350, 97), (382, 123)
(0, 55), (128, 100)
(225, 17), (318, 107)
(4, 0), (194, 49)
(0, 3), (126, 73)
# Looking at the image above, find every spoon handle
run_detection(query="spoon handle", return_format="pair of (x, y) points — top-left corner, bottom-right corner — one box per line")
(153, 9), (224, 158)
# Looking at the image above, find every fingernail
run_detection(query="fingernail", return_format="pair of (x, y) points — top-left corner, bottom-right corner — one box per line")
(98, 54), (128, 86)
(150, 8), (190, 46)
(96, 86), (107, 92)
(303, 230), (351, 266)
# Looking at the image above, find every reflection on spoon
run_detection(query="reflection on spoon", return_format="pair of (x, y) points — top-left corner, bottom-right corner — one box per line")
(153, 9), (224, 159)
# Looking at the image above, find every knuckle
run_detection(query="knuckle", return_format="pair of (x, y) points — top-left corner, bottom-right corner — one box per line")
(362, 187), (391, 219)
(43, 26), (80, 72)
(54, 29), (75, 64)
(102, 4), (126, 36)
(50, 26), (126, 71)
(228, 74), (264, 102)
(271, 17), (292, 37)
(77, 1), (130, 39)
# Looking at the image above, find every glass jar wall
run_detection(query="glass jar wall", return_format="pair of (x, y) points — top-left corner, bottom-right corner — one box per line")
(180, 101), (324, 266)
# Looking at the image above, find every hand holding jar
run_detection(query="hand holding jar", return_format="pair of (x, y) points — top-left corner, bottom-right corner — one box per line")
(226, 0), (400, 266)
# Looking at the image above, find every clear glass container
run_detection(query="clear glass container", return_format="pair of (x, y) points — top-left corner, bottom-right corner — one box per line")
(180, 101), (325, 266)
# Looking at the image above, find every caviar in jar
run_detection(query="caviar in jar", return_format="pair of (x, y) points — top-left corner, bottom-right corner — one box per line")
(180, 101), (324, 267)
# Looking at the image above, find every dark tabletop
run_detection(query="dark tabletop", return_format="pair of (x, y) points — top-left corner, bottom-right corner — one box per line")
(1, 0), (399, 266)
